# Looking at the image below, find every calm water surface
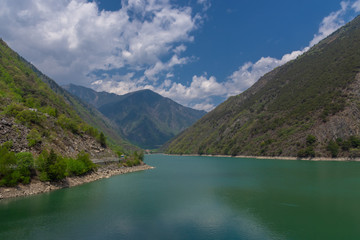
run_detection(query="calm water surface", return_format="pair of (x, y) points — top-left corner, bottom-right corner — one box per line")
(1, 155), (360, 239)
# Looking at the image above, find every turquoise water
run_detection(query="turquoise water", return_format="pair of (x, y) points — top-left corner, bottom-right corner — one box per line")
(1, 155), (360, 239)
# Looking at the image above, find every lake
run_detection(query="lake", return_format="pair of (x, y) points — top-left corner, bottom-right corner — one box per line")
(1, 154), (360, 239)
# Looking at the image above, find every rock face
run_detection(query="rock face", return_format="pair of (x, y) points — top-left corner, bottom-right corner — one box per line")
(0, 116), (114, 158)
(0, 117), (30, 153)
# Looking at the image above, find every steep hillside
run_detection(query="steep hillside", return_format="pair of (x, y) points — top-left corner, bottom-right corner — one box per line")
(64, 85), (206, 149)
(166, 15), (360, 158)
(0, 39), (114, 158)
(30, 74), (137, 153)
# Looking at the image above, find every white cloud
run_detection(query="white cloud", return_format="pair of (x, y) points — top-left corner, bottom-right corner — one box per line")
(1, 0), (359, 112)
(197, 0), (211, 11)
(310, 1), (349, 47)
(144, 55), (190, 81)
(352, 0), (360, 12)
(225, 0), (356, 98)
(0, 0), (199, 86)
(93, 0), (360, 111)
(191, 102), (215, 112)
(94, 73), (224, 111)
(159, 75), (226, 104)
(173, 44), (187, 54)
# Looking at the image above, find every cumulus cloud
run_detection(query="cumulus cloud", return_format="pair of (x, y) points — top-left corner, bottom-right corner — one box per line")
(0, 0), (199, 86)
(1, 0), (359, 112)
(159, 75), (226, 104)
(224, 0), (355, 98)
(310, 1), (349, 47)
(144, 55), (190, 81)
(352, 0), (360, 12)
(224, 49), (310, 96)
(165, 0), (357, 110)
(93, 73), (224, 111)
(94, 0), (359, 112)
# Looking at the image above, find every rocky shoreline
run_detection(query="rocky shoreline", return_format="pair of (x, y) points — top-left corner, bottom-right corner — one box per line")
(0, 163), (154, 200)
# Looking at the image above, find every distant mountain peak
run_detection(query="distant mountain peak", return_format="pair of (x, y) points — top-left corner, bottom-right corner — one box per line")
(65, 84), (206, 149)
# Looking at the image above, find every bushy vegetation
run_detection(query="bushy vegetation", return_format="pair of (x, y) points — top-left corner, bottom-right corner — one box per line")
(66, 151), (97, 176)
(98, 132), (107, 148)
(0, 145), (34, 186)
(122, 151), (144, 167)
(297, 135), (317, 158)
(36, 149), (96, 181)
(27, 128), (42, 147)
(0, 141), (97, 186)
(326, 136), (360, 158)
(327, 140), (340, 158)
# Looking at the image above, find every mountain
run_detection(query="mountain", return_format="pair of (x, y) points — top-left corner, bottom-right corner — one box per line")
(165, 15), (360, 158)
(62, 84), (122, 108)
(28, 71), (137, 153)
(0, 39), (120, 157)
(64, 84), (206, 149)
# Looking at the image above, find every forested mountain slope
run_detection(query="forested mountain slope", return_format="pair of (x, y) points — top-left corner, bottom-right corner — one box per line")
(166, 15), (360, 158)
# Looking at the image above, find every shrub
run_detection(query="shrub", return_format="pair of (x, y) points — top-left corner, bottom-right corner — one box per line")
(40, 106), (58, 117)
(27, 128), (42, 147)
(66, 158), (86, 176)
(297, 146), (315, 158)
(36, 149), (67, 182)
(57, 114), (79, 134)
(0, 145), (34, 186)
(48, 158), (67, 181)
(306, 135), (317, 146)
(0, 145), (17, 186)
(84, 125), (98, 138)
(98, 132), (107, 148)
(123, 151), (144, 167)
(16, 109), (45, 125)
(4, 103), (24, 117)
(65, 152), (96, 177)
(15, 152), (34, 184)
(349, 148), (360, 159)
(327, 140), (339, 158)
(2, 140), (13, 149)
(349, 136), (360, 148)
(76, 151), (96, 172)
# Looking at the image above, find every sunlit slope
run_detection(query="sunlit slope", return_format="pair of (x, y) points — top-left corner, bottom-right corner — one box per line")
(166, 15), (360, 158)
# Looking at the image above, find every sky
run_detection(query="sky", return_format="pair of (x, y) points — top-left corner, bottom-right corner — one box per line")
(1, 0), (360, 111)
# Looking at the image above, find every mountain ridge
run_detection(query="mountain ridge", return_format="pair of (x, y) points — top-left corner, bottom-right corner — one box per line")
(165, 15), (360, 158)
(64, 84), (206, 149)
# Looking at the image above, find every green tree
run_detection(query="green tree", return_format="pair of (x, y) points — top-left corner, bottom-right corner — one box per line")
(27, 128), (42, 147)
(0, 145), (17, 186)
(36, 149), (67, 182)
(327, 140), (339, 158)
(99, 132), (106, 148)
(15, 152), (34, 184)
(306, 135), (317, 146)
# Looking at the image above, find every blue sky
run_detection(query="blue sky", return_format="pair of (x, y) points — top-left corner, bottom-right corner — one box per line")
(1, 0), (360, 111)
